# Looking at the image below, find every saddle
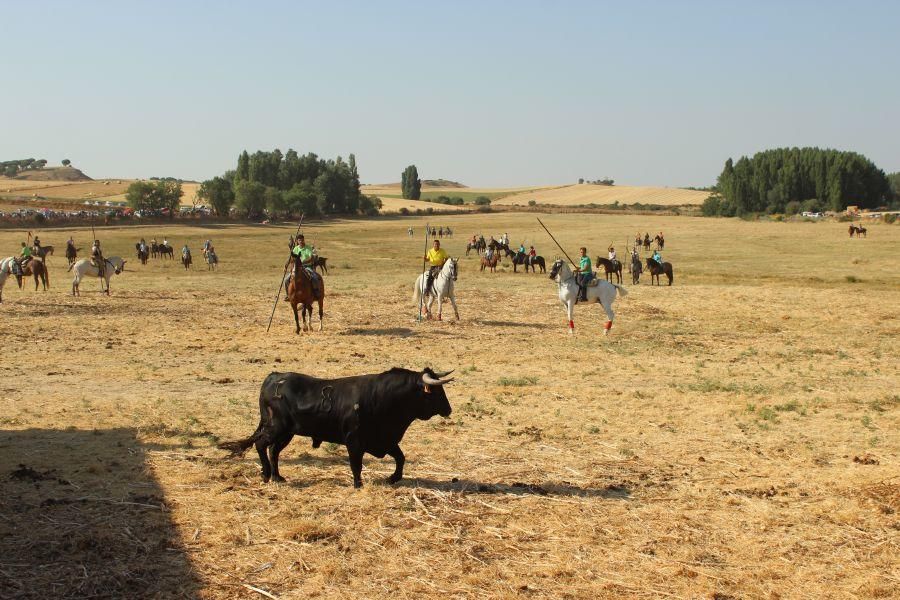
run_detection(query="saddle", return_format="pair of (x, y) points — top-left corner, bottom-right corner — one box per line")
(585, 279), (601, 287)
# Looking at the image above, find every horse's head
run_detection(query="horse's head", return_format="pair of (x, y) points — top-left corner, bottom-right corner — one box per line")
(445, 258), (459, 281)
(549, 258), (565, 281)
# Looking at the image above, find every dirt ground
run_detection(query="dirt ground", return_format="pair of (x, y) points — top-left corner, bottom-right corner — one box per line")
(0, 214), (897, 599)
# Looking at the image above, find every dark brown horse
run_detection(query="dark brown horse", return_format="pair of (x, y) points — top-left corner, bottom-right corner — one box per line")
(856, 225), (867, 238)
(645, 257), (674, 286)
(182, 250), (192, 270)
(65, 243), (80, 265)
(36, 245), (54, 260)
(286, 263), (324, 333)
(848, 225), (858, 237)
(595, 257), (623, 284)
(23, 257), (49, 291)
(135, 243), (149, 265)
(480, 254), (500, 272)
(511, 252), (545, 273)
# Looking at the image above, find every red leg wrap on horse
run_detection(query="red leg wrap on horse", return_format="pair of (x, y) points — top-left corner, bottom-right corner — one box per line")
(605, 321), (612, 330)
(569, 320), (574, 329)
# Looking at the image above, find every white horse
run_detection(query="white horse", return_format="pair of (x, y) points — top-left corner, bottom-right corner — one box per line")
(548, 259), (627, 335)
(68, 256), (127, 296)
(412, 258), (460, 321)
(0, 257), (24, 303)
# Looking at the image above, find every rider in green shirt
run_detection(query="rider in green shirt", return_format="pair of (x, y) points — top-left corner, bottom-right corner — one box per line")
(573, 247), (593, 302)
(286, 234), (320, 299)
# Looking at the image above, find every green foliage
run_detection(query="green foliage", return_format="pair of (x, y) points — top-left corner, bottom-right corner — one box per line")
(233, 180), (267, 218)
(125, 180), (183, 215)
(401, 165), (421, 200)
(3, 164), (16, 177)
(210, 148), (375, 217)
(429, 195), (465, 206)
(474, 196), (491, 206)
(61, 159), (71, 167)
(711, 147), (890, 216)
(884, 213), (897, 224)
(528, 200), (537, 206)
(197, 176), (235, 216)
(784, 200), (801, 215)
(358, 195), (382, 216)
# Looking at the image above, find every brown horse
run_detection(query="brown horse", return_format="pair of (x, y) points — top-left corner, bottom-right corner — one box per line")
(286, 263), (324, 333)
(23, 257), (50, 291)
(645, 257), (674, 286)
(36, 245), (54, 260)
(595, 257), (623, 284)
(480, 254), (500, 272)
(182, 251), (192, 270)
(65, 244), (80, 265)
(848, 225), (858, 237)
(857, 225), (867, 238)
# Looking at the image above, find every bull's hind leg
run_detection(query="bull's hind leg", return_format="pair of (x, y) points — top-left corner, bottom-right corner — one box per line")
(386, 444), (405, 484)
(268, 433), (294, 482)
(255, 437), (273, 482)
(317, 299), (324, 331)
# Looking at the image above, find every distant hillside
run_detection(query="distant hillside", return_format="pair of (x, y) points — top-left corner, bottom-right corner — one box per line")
(422, 179), (466, 188)
(12, 166), (92, 182)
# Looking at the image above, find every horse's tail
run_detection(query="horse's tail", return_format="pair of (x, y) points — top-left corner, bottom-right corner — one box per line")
(613, 283), (628, 297)
(667, 265), (674, 284)
(217, 420), (264, 457)
(412, 277), (421, 303)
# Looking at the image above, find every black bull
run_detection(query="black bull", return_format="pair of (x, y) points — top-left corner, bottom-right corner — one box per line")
(219, 368), (454, 487)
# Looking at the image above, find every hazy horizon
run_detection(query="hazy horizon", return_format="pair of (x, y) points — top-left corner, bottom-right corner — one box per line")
(2, 1), (898, 187)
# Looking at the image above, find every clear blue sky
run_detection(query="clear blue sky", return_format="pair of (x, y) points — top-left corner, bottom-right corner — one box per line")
(2, 0), (898, 187)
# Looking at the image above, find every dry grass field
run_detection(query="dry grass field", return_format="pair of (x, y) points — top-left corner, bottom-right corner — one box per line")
(0, 177), (200, 207)
(494, 185), (711, 207)
(0, 214), (897, 599)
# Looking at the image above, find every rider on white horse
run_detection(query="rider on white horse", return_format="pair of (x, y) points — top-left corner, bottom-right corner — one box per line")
(424, 239), (449, 296)
(413, 256), (459, 321)
(573, 247), (593, 302)
(91, 240), (105, 278)
(549, 258), (627, 335)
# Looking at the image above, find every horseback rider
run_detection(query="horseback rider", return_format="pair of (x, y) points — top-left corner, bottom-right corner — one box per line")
(608, 245), (618, 270)
(424, 239), (449, 296)
(32, 236), (42, 255)
(182, 243), (191, 258)
(652, 249), (662, 264)
(91, 240), (106, 277)
(16, 241), (32, 270)
(484, 244), (495, 262)
(528, 245), (537, 265)
(67, 236), (76, 254)
(574, 247), (593, 302)
(517, 242), (526, 256)
(203, 239), (212, 255)
(286, 234), (320, 299)
(644, 232), (651, 247)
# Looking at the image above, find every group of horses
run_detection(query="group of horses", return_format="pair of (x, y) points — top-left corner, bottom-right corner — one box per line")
(848, 224), (868, 238)
(471, 239), (547, 274)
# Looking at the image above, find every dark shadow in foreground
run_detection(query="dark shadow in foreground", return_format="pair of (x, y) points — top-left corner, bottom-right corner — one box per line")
(0, 428), (198, 599)
(397, 477), (631, 499)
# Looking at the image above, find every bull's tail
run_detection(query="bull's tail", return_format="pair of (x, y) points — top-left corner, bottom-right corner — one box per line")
(218, 421), (264, 457)
(613, 283), (628, 297)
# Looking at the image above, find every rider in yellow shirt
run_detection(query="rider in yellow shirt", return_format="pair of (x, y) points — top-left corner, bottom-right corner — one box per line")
(424, 239), (449, 295)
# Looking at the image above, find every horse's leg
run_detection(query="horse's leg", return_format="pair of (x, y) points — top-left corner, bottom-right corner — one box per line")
(601, 295), (615, 335)
(436, 292), (443, 321)
(567, 299), (575, 334)
(449, 292), (460, 321)
(317, 297), (324, 331)
(291, 301), (300, 334)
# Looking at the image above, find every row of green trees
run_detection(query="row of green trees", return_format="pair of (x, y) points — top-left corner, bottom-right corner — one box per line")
(705, 147), (892, 216)
(2, 158), (49, 177)
(125, 180), (184, 213)
(197, 149), (381, 218)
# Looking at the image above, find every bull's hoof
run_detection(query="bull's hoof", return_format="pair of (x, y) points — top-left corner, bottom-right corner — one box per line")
(353, 480), (363, 489)
(272, 474), (286, 483)
(387, 473), (403, 484)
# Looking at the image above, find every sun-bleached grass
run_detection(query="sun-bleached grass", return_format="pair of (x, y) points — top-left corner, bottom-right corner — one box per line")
(0, 214), (897, 598)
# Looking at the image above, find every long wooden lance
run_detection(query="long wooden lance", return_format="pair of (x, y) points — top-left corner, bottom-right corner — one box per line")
(266, 214), (304, 332)
(536, 217), (576, 265)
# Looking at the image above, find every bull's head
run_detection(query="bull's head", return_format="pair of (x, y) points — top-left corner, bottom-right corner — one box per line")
(419, 368), (454, 418)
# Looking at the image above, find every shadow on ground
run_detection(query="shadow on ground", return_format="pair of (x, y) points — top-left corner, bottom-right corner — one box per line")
(398, 477), (631, 499)
(0, 428), (198, 599)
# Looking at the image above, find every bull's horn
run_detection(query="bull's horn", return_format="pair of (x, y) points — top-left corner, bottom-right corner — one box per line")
(433, 369), (454, 378)
(422, 373), (454, 386)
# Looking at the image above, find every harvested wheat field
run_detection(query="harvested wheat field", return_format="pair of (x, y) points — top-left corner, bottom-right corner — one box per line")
(494, 185), (711, 207)
(0, 214), (897, 599)
(0, 178), (200, 207)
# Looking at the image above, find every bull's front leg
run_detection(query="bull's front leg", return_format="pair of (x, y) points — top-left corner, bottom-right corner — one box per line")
(345, 436), (364, 488)
(386, 444), (405, 484)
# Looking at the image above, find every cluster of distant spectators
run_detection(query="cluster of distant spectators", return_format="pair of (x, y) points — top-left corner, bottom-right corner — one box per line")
(0, 204), (215, 226)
